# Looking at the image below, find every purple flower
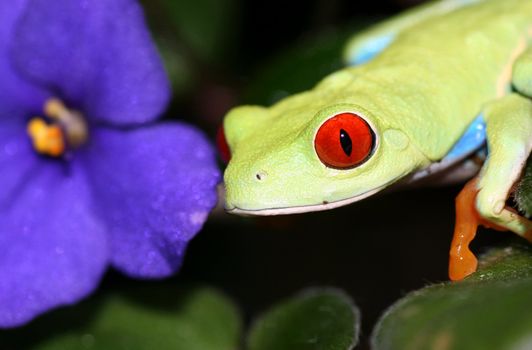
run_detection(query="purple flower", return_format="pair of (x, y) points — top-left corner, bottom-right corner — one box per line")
(0, 0), (220, 327)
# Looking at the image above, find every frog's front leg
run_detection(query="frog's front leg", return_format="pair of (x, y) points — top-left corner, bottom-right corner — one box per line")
(449, 93), (532, 281)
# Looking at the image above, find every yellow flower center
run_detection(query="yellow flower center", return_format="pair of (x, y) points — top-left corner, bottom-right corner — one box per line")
(27, 98), (88, 157)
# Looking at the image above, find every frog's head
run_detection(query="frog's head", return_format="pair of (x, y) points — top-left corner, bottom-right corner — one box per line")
(221, 98), (429, 215)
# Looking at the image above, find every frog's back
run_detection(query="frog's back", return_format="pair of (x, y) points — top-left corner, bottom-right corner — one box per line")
(340, 0), (532, 160)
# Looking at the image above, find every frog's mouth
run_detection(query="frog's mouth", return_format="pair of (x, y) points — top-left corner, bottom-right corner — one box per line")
(225, 183), (387, 216)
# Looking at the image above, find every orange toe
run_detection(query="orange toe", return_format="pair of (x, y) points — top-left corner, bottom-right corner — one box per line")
(449, 178), (481, 281)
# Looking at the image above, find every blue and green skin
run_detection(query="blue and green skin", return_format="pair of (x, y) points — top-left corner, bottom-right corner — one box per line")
(221, 0), (532, 280)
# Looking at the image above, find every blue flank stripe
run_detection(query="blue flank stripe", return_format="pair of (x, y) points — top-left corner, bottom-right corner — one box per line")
(444, 114), (486, 161)
(348, 35), (394, 66)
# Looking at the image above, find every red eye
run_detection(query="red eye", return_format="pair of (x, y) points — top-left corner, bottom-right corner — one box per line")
(216, 125), (231, 163)
(314, 112), (375, 169)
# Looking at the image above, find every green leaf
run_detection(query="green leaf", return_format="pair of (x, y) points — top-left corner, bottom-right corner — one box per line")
(0, 284), (242, 350)
(516, 157), (532, 217)
(248, 288), (360, 350)
(372, 242), (532, 350)
(243, 19), (383, 106)
(142, 0), (237, 64)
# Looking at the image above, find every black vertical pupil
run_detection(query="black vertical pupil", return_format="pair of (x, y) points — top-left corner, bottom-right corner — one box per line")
(339, 129), (352, 156)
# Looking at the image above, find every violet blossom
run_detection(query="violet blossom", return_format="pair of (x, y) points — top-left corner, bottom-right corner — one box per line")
(0, 0), (220, 327)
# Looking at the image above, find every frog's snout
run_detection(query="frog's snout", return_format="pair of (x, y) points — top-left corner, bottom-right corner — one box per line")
(223, 141), (310, 213)
(224, 162), (283, 212)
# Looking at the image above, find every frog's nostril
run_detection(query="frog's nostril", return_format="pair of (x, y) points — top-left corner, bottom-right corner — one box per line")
(255, 171), (267, 181)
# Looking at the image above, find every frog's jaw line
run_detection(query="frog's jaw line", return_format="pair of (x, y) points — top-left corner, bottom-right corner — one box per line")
(225, 185), (386, 216)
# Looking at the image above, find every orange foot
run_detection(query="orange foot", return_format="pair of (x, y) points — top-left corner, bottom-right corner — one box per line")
(449, 178), (506, 281)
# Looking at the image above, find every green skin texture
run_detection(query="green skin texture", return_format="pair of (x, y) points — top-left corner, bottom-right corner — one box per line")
(223, 0), (532, 237)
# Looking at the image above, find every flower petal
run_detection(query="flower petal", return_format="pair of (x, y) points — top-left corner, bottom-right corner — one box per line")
(0, 0), (48, 117)
(82, 123), (220, 278)
(0, 144), (108, 327)
(0, 120), (38, 207)
(11, 0), (170, 125)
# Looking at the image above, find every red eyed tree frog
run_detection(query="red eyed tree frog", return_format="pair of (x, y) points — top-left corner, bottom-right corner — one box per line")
(218, 0), (532, 281)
